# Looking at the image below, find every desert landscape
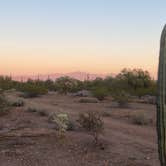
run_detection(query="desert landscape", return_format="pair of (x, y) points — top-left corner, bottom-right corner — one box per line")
(0, 88), (160, 166)
(1, 1), (165, 166)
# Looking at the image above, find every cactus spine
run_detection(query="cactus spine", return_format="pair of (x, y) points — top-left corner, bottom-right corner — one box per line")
(157, 24), (166, 166)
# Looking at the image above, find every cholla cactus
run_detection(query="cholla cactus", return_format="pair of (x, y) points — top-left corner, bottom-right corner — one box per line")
(56, 113), (70, 132)
(157, 24), (166, 166)
(49, 113), (71, 138)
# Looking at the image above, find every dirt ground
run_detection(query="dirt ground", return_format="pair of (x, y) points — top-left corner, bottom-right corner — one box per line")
(0, 91), (160, 166)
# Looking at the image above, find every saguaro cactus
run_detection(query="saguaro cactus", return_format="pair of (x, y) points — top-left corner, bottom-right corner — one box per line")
(157, 24), (166, 166)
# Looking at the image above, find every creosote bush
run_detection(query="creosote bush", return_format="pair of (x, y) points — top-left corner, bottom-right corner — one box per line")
(0, 90), (9, 115)
(55, 77), (80, 94)
(92, 87), (108, 101)
(20, 84), (48, 98)
(78, 111), (104, 144)
(113, 90), (130, 107)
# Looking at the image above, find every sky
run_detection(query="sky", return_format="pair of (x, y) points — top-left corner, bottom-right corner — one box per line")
(0, 0), (166, 78)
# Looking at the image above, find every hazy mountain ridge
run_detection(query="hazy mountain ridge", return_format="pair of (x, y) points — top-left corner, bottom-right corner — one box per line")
(12, 72), (115, 81)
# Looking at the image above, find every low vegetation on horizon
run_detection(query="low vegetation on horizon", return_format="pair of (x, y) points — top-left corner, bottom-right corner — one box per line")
(0, 68), (156, 100)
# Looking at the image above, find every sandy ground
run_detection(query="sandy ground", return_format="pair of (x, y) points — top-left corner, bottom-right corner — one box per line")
(0, 91), (160, 166)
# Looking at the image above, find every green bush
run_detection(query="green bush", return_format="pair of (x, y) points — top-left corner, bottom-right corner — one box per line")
(113, 90), (130, 107)
(0, 76), (13, 90)
(44, 79), (56, 91)
(55, 77), (80, 94)
(135, 86), (157, 98)
(92, 87), (108, 101)
(0, 91), (9, 115)
(78, 111), (104, 144)
(20, 84), (48, 98)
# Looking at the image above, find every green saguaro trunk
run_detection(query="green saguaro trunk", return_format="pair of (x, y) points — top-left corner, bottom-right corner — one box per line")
(157, 24), (166, 166)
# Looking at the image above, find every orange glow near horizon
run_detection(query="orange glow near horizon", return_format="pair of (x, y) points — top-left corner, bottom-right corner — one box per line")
(0, 44), (158, 78)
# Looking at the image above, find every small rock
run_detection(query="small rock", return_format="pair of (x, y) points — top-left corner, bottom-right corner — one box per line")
(145, 156), (150, 160)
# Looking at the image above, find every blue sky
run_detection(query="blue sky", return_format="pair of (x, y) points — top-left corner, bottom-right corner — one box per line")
(0, 0), (166, 77)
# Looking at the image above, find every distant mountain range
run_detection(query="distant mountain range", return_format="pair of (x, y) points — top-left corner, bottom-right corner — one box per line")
(12, 72), (115, 81)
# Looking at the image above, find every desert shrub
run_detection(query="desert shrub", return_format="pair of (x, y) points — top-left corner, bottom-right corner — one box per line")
(113, 90), (130, 107)
(20, 84), (48, 98)
(132, 113), (152, 125)
(134, 87), (157, 98)
(44, 79), (56, 91)
(78, 98), (99, 103)
(0, 91), (9, 115)
(92, 87), (108, 101)
(116, 68), (152, 92)
(11, 100), (24, 107)
(55, 77), (79, 94)
(0, 76), (13, 90)
(78, 111), (104, 144)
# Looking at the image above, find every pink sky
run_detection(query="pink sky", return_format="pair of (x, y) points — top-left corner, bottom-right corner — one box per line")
(0, 45), (158, 78)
